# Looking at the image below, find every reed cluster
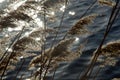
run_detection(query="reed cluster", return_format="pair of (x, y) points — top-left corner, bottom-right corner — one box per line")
(0, 0), (119, 80)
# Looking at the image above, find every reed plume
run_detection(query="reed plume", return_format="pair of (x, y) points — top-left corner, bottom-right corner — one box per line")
(8, 28), (54, 58)
(112, 78), (120, 80)
(0, 0), (119, 79)
(0, 0), (65, 30)
(0, 10), (32, 30)
(28, 37), (84, 80)
(0, 0), (33, 30)
(0, 0), (38, 30)
(100, 40), (120, 57)
(29, 38), (75, 65)
(68, 14), (98, 35)
(98, 40), (120, 67)
(0, 0), (60, 78)
(0, 27), (54, 76)
(43, 0), (68, 10)
(98, 0), (116, 7)
(28, 38), (83, 79)
(29, 38), (81, 71)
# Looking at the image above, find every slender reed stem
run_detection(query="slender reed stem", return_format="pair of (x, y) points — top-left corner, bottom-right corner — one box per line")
(80, 1), (120, 80)
(80, 0), (97, 19)
(92, 66), (102, 80)
(51, 68), (57, 80)
(39, 4), (47, 80)
(42, 0), (68, 79)
(62, 0), (97, 40)
(50, 1), (67, 48)
(87, 3), (120, 79)
(0, 30), (23, 63)
(93, 67), (104, 80)
(0, 26), (25, 79)
(13, 58), (25, 80)
(42, 57), (52, 80)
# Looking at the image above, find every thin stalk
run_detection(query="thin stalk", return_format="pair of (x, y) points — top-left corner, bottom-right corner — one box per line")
(87, 4), (120, 80)
(0, 51), (14, 79)
(76, 67), (85, 79)
(0, 32), (22, 63)
(92, 56), (119, 80)
(42, 0), (68, 79)
(79, 1), (120, 80)
(93, 67), (102, 80)
(92, 60), (111, 80)
(39, 4), (47, 80)
(42, 57), (53, 80)
(51, 67), (57, 80)
(80, 0), (97, 19)
(0, 26), (25, 79)
(92, 4), (120, 79)
(13, 58), (25, 80)
(62, 0), (97, 40)
(50, 0), (68, 48)
(62, 32), (68, 40)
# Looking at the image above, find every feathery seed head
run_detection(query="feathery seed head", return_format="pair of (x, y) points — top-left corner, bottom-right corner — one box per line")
(68, 14), (98, 35)
(100, 40), (120, 56)
(98, 0), (116, 7)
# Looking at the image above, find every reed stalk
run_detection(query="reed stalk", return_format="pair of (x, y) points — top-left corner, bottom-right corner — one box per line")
(80, 0), (120, 79)
(0, 26), (25, 79)
(0, 0), (119, 80)
(13, 58), (25, 80)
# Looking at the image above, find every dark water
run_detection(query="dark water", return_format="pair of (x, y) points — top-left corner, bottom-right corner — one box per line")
(1, 0), (120, 80)
(52, 0), (120, 80)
